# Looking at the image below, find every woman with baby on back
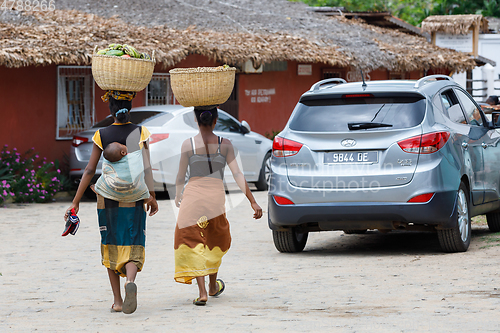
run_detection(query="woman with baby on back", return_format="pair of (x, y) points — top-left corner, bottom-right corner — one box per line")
(64, 90), (158, 315)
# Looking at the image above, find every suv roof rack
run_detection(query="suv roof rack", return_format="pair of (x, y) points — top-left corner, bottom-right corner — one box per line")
(414, 75), (453, 89)
(310, 78), (347, 91)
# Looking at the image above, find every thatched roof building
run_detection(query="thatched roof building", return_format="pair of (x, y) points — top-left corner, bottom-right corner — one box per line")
(421, 14), (489, 35)
(0, 0), (477, 72)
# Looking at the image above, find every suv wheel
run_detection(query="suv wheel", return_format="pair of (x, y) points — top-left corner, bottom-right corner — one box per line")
(486, 212), (500, 232)
(272, 228), (308, 253)
(437, 182), (471, 252)
(255, 152), (271, 191)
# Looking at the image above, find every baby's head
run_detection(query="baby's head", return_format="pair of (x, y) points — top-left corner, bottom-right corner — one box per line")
(103, 142), (128, 162)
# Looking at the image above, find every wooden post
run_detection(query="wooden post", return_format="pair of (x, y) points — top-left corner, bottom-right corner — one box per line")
(472, 24), (479, 57)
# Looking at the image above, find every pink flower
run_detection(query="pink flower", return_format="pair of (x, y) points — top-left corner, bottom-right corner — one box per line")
(15, 159), (19, 163)
(2, 190), (6, 196)
(29, 189), (33, 192)
(1, 180), (5, 185)
(57, 169), (60, 173)
(40, 196), (45, 199)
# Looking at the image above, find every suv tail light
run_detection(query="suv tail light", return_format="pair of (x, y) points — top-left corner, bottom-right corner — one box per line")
(408, 193), (435, 203)
(273, 195), (295, 205)
(273, 137), (303, 157)
(72, 136), (88, 147)
(398, 132), (450, 154)
(149, 133), (170, 144)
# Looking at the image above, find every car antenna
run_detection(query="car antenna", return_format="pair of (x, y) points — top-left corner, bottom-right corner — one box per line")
(360, 69), (367, 89)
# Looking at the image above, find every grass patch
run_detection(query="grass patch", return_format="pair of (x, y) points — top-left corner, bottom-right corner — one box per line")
(479, 232), (500, 249)
(472, 215), (487, 226)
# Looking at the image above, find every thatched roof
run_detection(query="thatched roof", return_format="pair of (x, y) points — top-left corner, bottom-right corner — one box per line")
(421, 14), (489, 35)
(0, 0), (477, 72)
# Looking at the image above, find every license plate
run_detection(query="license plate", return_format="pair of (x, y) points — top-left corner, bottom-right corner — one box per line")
(324, 151), (378, 164)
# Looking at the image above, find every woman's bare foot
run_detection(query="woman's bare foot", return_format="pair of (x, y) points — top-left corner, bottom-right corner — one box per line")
(110, 303), (123, 312)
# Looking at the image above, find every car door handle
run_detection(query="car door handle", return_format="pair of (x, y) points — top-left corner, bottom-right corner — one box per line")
(482, 142), (488, 149)
(462, 142), (469, 149)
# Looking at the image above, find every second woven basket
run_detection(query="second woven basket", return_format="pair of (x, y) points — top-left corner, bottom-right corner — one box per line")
(169, 66), (236, 107)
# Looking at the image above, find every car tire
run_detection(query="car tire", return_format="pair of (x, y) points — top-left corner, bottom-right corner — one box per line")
(272, 228), (308, 253)
(255, 152), (271, 191)
(344, 229), (367, 234)
(486, 212), (500, 232)
(437, 182), (471, 252)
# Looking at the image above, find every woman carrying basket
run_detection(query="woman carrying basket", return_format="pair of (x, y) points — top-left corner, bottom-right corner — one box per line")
(64, 91), (158, 314)
(174, 107), (262, 306)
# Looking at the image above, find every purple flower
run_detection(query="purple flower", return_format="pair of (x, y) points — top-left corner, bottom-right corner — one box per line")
(51, 177), (57, 182)
(1, 180), (5, 185)
(21, 176), (25, 180)
(9, 192), (13, 196)
(2, 190), (6, 196)
(15, 159), (19, 163)
(57, 169), (60, 173)
(6, 163), (9, 166)
(6, 151), (9, 154)
(29, 189), (33, 192)
(40, 196), (45, 199)
(35, 155), (39, 159)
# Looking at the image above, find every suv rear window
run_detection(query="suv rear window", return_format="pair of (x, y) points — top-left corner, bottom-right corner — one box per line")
(92, 111), (166, 128)
(290, 97), (426, 132)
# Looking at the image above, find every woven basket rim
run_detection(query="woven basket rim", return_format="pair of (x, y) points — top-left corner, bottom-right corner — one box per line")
(92, 53), (156, 64)
(169, 66), (236, 74)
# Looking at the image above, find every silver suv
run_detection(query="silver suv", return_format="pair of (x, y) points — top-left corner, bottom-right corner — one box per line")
(269, 75), (500, 253)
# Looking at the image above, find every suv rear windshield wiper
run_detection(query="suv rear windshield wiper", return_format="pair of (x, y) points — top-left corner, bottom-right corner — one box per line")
(348, 122), (393, 130)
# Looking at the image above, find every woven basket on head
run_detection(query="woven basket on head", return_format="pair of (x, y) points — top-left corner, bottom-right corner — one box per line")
(92, 47), (155, 92)
(169, 66), (236, 107)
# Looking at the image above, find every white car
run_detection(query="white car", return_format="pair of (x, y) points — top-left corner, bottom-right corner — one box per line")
(69, 105), (272, 197)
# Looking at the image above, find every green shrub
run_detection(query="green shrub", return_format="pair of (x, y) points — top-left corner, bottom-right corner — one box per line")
(0, 145), (63, 204)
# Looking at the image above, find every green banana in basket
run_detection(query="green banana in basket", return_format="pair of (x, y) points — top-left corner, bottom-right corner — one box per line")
(108, 43), (123, 50)
(140, 53), (151, 60)
(123, 44), (140, 58)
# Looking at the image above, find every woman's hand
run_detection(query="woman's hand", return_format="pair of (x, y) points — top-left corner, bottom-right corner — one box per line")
(251, 202), (263, 219)
(145, 196), (159, 216)
(64, 203), (79, 221)
(174, 194), (183, 208)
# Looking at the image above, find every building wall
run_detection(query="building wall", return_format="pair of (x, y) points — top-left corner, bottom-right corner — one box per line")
(0, 55), (427, 165)
(0, 65), (67, 163)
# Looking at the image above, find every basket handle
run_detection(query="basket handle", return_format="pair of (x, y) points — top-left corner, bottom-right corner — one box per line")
(152, 50), (156, 62)
(93, 45), (98, 55)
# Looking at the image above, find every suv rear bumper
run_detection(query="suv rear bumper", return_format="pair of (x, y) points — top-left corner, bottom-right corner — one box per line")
(268, 190), (457, 231)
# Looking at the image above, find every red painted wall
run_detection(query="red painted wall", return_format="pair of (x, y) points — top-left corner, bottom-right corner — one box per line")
(238, 61), (327, 137)
(0, 65), (69, 163)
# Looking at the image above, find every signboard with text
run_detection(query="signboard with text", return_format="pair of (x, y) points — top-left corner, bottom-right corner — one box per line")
(435, 32), (473, 53)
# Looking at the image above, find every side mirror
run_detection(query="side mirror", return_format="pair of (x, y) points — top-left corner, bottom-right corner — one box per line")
(241, 120), (251, 134)
(492, 111), (500, 128)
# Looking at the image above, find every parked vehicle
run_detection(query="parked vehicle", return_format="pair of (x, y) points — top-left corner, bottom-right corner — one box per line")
(70, 105), (272, 196)
(269, 75), (500, 253)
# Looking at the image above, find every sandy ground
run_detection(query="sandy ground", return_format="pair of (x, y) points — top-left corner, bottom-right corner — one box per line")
(1, 191), (500, 332)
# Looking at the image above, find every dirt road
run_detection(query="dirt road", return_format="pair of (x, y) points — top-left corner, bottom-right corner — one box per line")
(1, 191), (499, 332)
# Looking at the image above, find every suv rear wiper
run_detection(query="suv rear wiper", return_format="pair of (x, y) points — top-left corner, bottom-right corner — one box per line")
(348, 122), (393, 130)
